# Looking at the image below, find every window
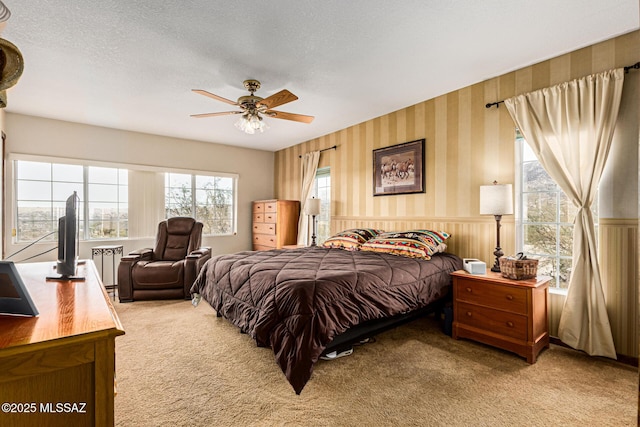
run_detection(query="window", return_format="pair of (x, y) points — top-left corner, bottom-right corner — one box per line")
(15, 160), (128, 242)
(165, 172), (236, 235)
(516, 134), (598, 290)
(87, 167), (128, 239)
(312, 167), (331, 244)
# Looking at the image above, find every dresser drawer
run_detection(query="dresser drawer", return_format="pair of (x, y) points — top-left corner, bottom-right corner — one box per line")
(264, 201), (278, 212)
(455, 279), (527, 314)
(253, 233), (277, 248)
(263, 212), (277, 223)
(253, 202), (265, 214)
(457, 301), (528, 341)
(253, 213), (264, 223)
(253, 222), (276, 235)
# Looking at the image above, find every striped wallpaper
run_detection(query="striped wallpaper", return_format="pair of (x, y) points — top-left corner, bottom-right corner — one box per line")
(275, 31), (640, 357)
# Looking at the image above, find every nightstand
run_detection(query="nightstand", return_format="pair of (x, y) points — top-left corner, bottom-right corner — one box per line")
(451, 270), (550, 363)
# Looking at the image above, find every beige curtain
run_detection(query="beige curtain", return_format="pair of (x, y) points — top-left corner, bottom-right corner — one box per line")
(504, 68), (624, 359)
(128, 170), (166, 238)
(297, 151), (320, 245)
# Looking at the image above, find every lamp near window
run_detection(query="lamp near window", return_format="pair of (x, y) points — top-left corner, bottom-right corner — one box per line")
(304, 197), (321, 246)
(480, 181), (513, 272)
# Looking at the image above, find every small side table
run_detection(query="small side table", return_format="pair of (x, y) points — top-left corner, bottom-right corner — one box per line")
(91, 244), (124, 300)
(451, 270), (551, 363)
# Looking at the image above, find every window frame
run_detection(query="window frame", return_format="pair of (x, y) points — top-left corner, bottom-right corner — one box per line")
(13, 158), (128, 243)
(164, 171), (238, 236)
(311, 167), (331, 244)
(10, 154), (240, 243)
(515, 133), (598, 292)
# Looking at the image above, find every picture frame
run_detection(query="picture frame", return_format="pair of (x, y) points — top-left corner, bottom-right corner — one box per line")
(0, 261), (39, 317)
(373, 138), (425, 196)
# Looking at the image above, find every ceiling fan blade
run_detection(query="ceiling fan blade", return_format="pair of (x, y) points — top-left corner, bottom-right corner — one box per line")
(266, 110), (314, 123)
(190, 111), (242, 118)
(192, 89), (238, 106)
(258, 90), (298, 109)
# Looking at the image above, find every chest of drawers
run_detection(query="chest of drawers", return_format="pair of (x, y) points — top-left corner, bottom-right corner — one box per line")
(252, 199), (300, 250)
(451, 270), (550, 363)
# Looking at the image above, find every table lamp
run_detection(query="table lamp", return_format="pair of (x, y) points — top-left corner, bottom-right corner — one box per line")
(305, 197), (321, 246)
(480, 181), (513, 272)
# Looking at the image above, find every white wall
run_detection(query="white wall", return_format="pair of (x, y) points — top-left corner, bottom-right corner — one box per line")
(3, 113), (276, 278)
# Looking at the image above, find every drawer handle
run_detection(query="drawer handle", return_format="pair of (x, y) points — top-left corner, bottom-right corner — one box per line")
(466, 311), (472, 317)
(506, 295), (514, 301)
(506, 321), (514, 327)
(466, 287), (472, 293)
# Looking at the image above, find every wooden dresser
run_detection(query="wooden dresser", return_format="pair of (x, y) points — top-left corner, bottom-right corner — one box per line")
(451, 270), (550, 363)
(252, 199), (300, 250)
(0, 261), (124, 427)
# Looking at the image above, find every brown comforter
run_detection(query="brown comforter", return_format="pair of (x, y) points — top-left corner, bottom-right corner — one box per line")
(190, 247), (462, 394)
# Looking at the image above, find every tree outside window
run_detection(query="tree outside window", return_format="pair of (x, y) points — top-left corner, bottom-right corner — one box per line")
(165, 172), (236, 235)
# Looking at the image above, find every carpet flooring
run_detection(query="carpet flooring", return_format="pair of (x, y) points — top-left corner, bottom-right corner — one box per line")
(112, 299), (637, 426)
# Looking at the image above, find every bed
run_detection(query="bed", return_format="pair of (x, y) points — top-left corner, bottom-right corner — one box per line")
(191, 237), (462, 394)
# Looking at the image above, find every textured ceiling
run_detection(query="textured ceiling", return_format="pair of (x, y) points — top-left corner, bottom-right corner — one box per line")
(2, 1), (639, 152)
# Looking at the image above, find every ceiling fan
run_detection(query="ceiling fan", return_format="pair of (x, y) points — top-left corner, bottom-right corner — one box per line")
(191, 79), (314, 134)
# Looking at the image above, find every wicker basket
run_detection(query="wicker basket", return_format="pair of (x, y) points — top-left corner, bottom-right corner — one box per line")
(499, 254), (538, 280)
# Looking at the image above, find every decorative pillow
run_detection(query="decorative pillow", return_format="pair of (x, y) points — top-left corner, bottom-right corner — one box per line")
(322, 228), (385, 250)
(360, 230), (450, 259)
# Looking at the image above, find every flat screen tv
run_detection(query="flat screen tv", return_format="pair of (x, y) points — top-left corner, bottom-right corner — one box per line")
(47, 191), (84, 281)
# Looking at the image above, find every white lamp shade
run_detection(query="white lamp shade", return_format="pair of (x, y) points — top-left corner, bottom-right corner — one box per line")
(480, 183), (513, 215)
(305, 198), (321, 216)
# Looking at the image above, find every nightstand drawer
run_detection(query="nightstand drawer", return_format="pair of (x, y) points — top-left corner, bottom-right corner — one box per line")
(457, 301), (528, 341)
(455, 279), (527, 314)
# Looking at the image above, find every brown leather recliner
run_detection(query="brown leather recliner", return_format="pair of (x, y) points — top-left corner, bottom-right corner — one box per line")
(118, 217), (211, 302)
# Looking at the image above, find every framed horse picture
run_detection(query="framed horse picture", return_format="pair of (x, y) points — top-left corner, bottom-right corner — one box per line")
(373, 139), (425, 196)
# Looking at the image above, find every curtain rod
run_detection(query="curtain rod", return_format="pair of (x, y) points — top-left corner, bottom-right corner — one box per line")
(485, 61), (640, 109)
(298, 145), (337, 158)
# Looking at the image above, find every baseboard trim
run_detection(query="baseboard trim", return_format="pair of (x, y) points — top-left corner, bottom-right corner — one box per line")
(550, 337), (638, 367)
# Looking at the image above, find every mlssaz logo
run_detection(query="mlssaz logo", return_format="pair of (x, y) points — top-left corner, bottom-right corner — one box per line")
(40, 402), (87, 413)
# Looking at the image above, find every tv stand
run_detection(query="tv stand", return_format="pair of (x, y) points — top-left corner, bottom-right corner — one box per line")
(0, 260), (124, 426)
(46, 264), (86, 281)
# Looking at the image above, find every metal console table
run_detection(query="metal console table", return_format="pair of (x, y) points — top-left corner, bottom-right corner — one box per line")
(91, 244), (124, 300)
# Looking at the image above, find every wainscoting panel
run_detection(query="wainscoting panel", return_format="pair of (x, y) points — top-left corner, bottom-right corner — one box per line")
(599, 219), (638, 357)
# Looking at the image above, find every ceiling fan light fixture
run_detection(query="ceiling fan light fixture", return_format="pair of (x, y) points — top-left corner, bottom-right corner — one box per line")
(192, 79), (314, 132)
(235, 112), (268, 134)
